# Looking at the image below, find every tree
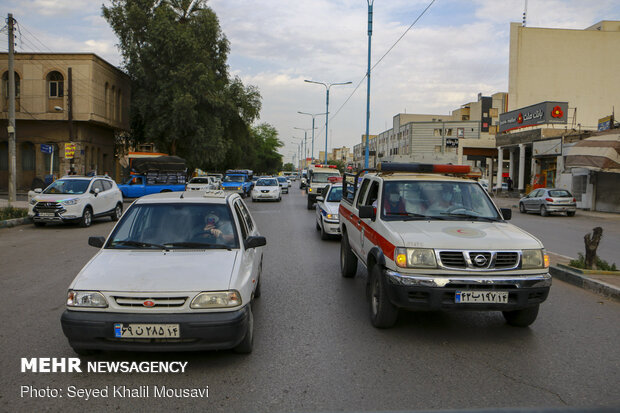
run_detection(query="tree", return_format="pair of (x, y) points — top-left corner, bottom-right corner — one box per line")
(102, 0), (261, 171)
(327, 159), (345, 173)
(282, 163), (294, 172)
(249, 123), (283, 174)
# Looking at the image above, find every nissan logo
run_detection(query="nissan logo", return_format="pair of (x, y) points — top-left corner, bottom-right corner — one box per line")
(473, 255), (488, 266)
(143, 300), (155, 307)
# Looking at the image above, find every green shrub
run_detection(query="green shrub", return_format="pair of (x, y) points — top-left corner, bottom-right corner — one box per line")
(569, 252), (617, 271)
(0, 206), (28, 221)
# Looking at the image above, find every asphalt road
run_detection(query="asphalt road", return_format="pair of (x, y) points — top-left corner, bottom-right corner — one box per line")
(1, 188), (619, 412)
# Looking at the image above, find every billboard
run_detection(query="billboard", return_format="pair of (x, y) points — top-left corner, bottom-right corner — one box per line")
(598, 115), (613, 132)
(499, 101), (568, 133)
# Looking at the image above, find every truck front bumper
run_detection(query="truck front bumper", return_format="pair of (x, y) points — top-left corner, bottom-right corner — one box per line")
(384, 270), (551, 311)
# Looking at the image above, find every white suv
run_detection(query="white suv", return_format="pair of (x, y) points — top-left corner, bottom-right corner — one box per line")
(29, 176), (123, 227)
(61, 190), (265, 354)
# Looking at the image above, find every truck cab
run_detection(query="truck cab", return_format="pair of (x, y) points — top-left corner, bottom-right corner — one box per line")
(305, 164), (341, 209)
(339, 162), (551, 329)
(222, 170), (254, 198)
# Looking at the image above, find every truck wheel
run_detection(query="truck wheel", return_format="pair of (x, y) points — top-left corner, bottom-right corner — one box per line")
(111, 203), (123, 221)
(233, 306), (253, 354)
(340, 233), (357, 278)
(79, 207), (93, 228)
(307, 198), (313, 210)
(369, 264), (399, 328)
(502, 305), (539, 327)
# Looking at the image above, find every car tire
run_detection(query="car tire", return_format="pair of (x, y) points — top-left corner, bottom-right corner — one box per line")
(111, 203), (122, 221)
(33, 221), (46, 227)
(519, 203), (526, 213)
(307, 198), (313, 210)
(320, 221), (329, 240)
(316, 220), (321, 231)
(368, 264), (399, 328)
(79, 207), (93, 228)
(340, 233), (357, 278)
(567, 211), (575, 217)
(540, 205), (548, 217)
(502, 304), (539, 327)
(233, 306), (253, 354)
(251, 197), (255, 202)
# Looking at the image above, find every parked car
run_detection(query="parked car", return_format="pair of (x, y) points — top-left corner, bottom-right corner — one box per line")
(251, 178), (281, 202)
(315, 183), (342, 239)
(519, 188), (576, 216)
(60, 190), (266, 354)
(276, 176), (290, 194)
(29, 175), (123, 227)
(186, 176), (217, 191)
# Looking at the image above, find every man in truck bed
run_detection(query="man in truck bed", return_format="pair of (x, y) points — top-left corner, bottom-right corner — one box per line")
(339, 162), (551, 329)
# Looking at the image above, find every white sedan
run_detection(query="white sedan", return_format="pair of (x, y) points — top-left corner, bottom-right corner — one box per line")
(251, 178), (281, 202)
(315, 183), (342, 239)
(60, 191), (265, 354)
(276, 176), (290, 194)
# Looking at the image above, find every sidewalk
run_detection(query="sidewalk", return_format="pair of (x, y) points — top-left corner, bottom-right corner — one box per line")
(0, 198), (30, 209)
(493, 195), (620, 221)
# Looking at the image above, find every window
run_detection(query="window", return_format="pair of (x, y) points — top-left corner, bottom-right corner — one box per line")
(92, 180), (105, 193)
(434, 129), (441, 136)
(102, 180), (113, 191)
(239, 202), (254, 232)
(2, 71), (20, 98)
(234, 202), (249, 240)
(356, 179), (371, 209)
(47, 71), (64, 98)
(21, 142), (35, 171)
(446, 129), (452, 136)
(364, 181), (380, 207)
(0, 141), (7, 170)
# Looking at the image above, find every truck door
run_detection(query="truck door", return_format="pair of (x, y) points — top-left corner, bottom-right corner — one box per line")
(346, 178), (370, 257)
(359, 180), (380, 256)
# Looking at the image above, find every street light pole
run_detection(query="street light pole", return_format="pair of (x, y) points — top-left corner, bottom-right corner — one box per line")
(294, 126), (317, 165)
(364, 0), (374, 168)
(298, 111), (326, 165)
(304, 80), (351, 164)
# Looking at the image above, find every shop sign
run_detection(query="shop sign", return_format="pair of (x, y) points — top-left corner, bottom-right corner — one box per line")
(65, 143), (77, 159)
(40, 144), (53, 154)
(598, 115), (613, 132)
(499, 101), (568, 133)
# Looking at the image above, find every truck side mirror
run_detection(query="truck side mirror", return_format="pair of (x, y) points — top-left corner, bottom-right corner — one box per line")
(359, 205), (375, 219)
(500, 208), (512, 220)
(88, 236), (105, 248)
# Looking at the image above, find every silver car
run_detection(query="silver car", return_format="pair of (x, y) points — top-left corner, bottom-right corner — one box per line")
(519, 188), (576, 217)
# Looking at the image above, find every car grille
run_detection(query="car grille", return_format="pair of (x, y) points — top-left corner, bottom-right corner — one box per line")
(261, 190), (269, 193)
(34, 201), (62, 210)
(438, 250), (521, 271)
(113, 296), (188, 308)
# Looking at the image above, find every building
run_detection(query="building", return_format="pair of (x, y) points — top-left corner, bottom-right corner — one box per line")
(0, 53), (130, 190)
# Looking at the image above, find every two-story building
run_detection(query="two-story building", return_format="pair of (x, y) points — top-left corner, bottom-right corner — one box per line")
(0, 53), (130, 190)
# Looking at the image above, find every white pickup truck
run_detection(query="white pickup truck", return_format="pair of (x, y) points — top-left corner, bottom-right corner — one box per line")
(338, 163), (551, 328)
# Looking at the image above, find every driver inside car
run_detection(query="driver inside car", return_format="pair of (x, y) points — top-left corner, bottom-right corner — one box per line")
(199, 210), (235, 244)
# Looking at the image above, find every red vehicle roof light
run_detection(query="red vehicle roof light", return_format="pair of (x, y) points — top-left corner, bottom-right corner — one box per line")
(377, 162), (471, 174)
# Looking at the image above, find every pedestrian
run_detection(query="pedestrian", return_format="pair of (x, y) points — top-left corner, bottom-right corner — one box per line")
(507, 177), (513, 191)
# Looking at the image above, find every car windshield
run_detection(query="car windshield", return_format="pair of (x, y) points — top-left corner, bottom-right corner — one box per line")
(106, 203), (239, 249)
(189, 177), (210, 184)
(313, 172), (340, 183)
(549, 190), (572, 197)
(277, 177), (287, 183)
(327, 186), (343, 202)
(224, 175), (244, 182)
(43, 179), (90, 195)
(381, 181), (501, 221)
(257, 179), (277, 186)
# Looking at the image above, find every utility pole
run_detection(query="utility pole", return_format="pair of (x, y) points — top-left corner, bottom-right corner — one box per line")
(364, 0), (374, 168)
(68, 67), (74, 173)
(7, 13), (17, 205)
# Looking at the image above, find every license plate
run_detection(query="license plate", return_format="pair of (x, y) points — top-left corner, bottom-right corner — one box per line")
(38, 212), (55, 217)
(455, 291), (508, 304)
(114, 323), (180, 338)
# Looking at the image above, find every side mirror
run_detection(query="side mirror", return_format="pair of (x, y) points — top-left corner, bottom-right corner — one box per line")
(92, 187), (100, 196)
(500, 208), (512, 220)
(88, 236), (105, 248)
(316, 196), (324, 202)
(34, 188), (43, 193)
(244, 235), (267, 249)
(359, 205), (376, 219)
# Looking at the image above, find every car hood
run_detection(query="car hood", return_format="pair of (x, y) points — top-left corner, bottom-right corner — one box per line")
(323, 201), (340, 215)
(254, 186), (279, 190)
(72, 249), (239, 292)
(383, 220), (543, 250)
(33, 194), (86, 202)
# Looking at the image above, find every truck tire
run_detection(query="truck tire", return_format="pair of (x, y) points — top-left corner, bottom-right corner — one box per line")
(368, 264), (399, 328)
(340, 233), (357, 278)
(307, 197), (313, 210)
(502, 305), (539, 327)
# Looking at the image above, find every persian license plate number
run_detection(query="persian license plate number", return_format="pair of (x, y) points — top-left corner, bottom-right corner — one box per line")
(113, 323), (180, 338)
(455, 291), (508, 304)
(39, 212), (55, 217)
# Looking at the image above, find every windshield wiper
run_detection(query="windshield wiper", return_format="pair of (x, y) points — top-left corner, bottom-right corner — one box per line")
(440, 212), (498, 222)
(110, 240), (167, 249)
(164, 242), (232, 250)
(385, 212), (444, 221)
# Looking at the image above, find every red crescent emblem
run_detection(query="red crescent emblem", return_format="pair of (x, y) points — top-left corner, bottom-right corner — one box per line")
(143, 300), (155, 307)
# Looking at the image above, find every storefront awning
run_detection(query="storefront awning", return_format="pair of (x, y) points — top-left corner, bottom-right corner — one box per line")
(565, 133), (620, 173)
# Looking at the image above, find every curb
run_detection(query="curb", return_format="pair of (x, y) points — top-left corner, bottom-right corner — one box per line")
(550, 266), (620, 303)
(0, 216), (32, 229)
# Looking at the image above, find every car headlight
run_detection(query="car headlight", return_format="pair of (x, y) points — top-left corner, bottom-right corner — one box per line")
(67, 290), (108, 308)
(326, 213), (339, 220)
(522, 249), (549, 269)
(61, 198), (80, 206)
(29, 198), (38, 206)
(308, 188), (313, 192)
(237, 187), (242, 190)
(395, 247), (437, 268)
(190, 291), (241, 309)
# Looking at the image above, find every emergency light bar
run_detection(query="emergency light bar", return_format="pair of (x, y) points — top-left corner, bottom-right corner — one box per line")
(313, 164), (338, 169)
(376, 162), (470, 174)
(327, 176), (343, 183)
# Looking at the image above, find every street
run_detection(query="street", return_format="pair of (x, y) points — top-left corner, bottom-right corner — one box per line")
(1, 188), (619, 412)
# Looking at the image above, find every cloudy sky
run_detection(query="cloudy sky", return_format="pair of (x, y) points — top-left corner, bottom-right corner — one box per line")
(1, 0), (618, 163)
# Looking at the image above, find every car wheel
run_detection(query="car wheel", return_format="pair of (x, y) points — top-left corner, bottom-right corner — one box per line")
(519, 203), (526, 213)
(233, 306), (253, 354)
(502, 305), (539, 327)
(320, 221), (329, 240)
(307, 198), (313, 210)
(79, 207), (93, 228)
(316, 220), (321, 231)
(278, 196), (281, 202)
(540, 205), (548, 217)
(111, 203), (122, 221)
(567, 211), (575, 217)
(368, 264), (399, 328)
(340, 233), (357, 278)
(33, 221), (46, 227)
(251, 197), (255, 202)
